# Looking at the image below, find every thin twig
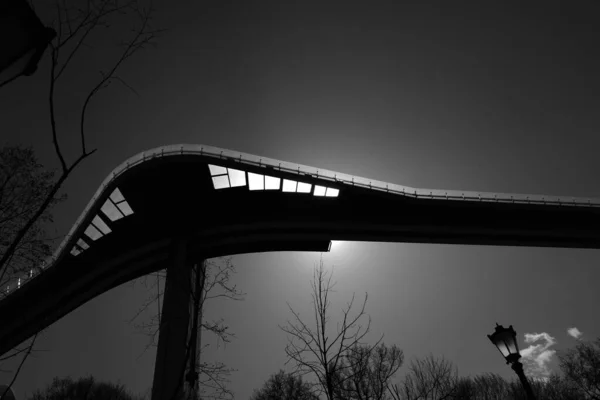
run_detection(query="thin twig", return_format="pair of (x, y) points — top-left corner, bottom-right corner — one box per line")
(0, 333), (38, 400)
(48, 47), (67, 174)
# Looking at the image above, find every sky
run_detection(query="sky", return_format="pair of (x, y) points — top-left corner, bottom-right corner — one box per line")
(2, 0), (600, 398)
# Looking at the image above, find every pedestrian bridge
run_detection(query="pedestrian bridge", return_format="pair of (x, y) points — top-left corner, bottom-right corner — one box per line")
(2, 143), (600, 356)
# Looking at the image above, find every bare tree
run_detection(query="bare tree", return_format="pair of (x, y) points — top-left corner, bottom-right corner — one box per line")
(450, 376), (476, 399)
(334, 343), (404, 400)
(130, 258), (245, 400)
(0, 0), (161, 395)
(0, 0), (160, 281)
(249, 370), (320, 400)
(388, 355), (458, 400)
(436, 372), (582, 400)
(0, 147), (62, 398)
(469, 373), (509, 400)
(431, 373), (512, 400)
(538, 373), (583, 400)
(0, 146), (64, 295)
(280, 258), (377, 400)
(27, 375), (145, 400)
(192, 259), (244, 400)
(558, 337), (600, 400)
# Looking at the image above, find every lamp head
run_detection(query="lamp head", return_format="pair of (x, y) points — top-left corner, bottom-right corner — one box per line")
(488, 323), (521, 364)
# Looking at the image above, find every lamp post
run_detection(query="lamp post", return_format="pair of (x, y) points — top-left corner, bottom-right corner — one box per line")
(487, 323), (536, 400)
(0, 0), (56, 88)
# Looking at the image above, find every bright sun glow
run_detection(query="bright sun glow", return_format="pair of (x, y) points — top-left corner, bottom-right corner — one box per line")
(330, 241), (347, 252)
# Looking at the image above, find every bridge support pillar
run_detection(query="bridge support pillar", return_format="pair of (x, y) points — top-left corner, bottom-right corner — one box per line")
(151, 240), (191, 400)
(183, 261), (206, 400)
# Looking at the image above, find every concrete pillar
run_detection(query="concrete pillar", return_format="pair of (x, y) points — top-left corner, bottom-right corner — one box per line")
(184, 261), (206, 400)
(151, 240), (191, 400)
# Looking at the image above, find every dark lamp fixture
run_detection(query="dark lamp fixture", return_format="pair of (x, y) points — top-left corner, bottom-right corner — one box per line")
(0, 0), (56, 88)
(488, 323), (536, 400)
(488, 323), (521, 364)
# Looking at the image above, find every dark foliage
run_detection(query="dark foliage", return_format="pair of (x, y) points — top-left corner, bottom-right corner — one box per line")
(26, 376), (144, 400)
(250, 370), (319, 400)
(558, 337), (600, 400)
(0, 145), (63, 294)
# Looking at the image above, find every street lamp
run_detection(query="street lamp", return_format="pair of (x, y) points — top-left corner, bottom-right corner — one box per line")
(488, 323), (536, 400)
(0, 0), (56, 88)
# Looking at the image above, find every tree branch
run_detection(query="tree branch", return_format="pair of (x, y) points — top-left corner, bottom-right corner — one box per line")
(1, 333), (38, 400)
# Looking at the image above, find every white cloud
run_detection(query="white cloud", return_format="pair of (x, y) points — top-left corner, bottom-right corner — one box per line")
(567, 327), (583, 340)
(520, 332), (557, 380)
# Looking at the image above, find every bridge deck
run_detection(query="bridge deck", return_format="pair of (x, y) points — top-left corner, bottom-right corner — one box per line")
(5, 144), (600, 297)
(1, 144), (600, 355)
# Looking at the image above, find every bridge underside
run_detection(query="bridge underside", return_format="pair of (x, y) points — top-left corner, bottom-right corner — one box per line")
(1, 146), (599, 385)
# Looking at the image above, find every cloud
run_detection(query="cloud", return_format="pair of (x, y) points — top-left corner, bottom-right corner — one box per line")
(567, 327), (583, 340)
(520, 332), (557, 380)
